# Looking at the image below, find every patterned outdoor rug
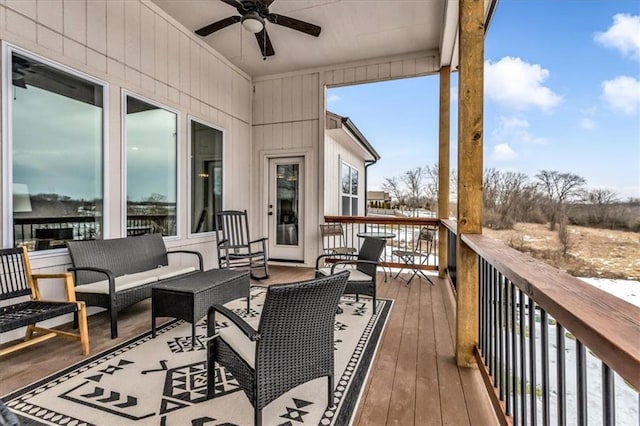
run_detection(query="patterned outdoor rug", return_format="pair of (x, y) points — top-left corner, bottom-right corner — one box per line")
(3, 287), (392, 426)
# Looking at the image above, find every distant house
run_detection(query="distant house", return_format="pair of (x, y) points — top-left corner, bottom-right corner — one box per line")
(366, 191), (391, 208)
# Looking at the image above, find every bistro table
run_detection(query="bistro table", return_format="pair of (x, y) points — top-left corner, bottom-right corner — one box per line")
(357, 231), (396, 281)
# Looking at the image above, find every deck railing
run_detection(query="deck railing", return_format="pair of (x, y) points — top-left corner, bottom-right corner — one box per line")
(323, 215), (439, 272)
(446, 221), (639, 425)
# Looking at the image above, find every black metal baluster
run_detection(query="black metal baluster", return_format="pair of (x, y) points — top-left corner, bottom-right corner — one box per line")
(529, 297), (537, 425)
(498, 273), (504, 400)
(540, 310), (550, 426)
(520, 289), (527, 424)
(577, 340), (587, 425)
(505, 279), (512, 416)
(488, 262), (494, 378)
(480, 259), (486, 359)
(602, 364), (615, 426)
(512, 285), (519, 425)
(557, 324), (566, 426)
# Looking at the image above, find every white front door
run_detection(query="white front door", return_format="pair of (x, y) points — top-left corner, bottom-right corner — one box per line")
(267, 157), (304, 261)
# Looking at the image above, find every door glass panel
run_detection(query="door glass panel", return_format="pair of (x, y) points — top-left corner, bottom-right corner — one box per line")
(276, 164), (299, 245)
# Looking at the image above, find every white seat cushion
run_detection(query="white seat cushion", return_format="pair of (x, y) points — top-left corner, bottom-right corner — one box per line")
(217, 322), (257, 369)
(154, 265), (197, 280)
(75, 272), (158, 294)
(317, 267), (370, 281)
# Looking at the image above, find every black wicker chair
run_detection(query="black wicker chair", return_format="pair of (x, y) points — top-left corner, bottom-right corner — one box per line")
(315, 237), (386, 314)
(206, 270), (350, 426)
(215, 210), (269, 279)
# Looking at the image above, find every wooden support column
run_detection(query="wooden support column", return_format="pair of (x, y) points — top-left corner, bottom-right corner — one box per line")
(438, 66), (451, 278)
(456, 0), (484, 368)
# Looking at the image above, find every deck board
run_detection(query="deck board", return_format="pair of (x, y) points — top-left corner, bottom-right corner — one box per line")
(0, 265), (497, 425)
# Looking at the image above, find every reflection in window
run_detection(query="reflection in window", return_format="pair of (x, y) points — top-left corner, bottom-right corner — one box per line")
(190, 119), (223, 233)
(10, 51), (104, 250)
(125, 95), (177, 237)
(341, 162), (359, 216)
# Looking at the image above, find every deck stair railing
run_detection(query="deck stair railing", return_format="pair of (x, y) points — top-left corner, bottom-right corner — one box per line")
(446, 221), (639, 425)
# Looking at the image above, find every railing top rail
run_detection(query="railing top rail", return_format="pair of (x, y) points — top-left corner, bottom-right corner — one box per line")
(441, 219), (457, 233)
(462, 232), (640, 390)
(325, 215), (439, 226)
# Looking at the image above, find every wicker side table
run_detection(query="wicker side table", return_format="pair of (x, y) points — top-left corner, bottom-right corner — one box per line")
(151, 269), (250, 346)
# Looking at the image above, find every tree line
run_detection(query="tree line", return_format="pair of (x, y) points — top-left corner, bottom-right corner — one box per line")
(380, 166), (639, 232)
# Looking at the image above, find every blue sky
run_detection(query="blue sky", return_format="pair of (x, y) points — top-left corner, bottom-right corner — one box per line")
(327, 0), (640, 200)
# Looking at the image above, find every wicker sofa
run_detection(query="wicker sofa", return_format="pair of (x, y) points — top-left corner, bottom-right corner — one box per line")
(67, 234), (203, 338)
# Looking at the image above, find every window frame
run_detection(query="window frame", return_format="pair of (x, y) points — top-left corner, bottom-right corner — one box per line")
(341, 161), (359, 216)
(1, 42), (109, 251)
(121, 90), (180, 240)
(187, 114), (225, 239)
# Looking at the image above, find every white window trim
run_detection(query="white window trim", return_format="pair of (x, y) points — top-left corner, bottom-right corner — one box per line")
(1, 42), (109, 252)
(186, 114), (226, 240)
(341, 160), (359, 216)
(121, 89), (181, 241)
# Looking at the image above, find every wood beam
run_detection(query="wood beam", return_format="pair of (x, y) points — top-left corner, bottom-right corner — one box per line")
(456, 0), (484, 368)
(438, 66), (451, 278)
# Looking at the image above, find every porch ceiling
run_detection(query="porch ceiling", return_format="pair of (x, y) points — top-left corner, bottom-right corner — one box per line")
(151, 0), (458, 78)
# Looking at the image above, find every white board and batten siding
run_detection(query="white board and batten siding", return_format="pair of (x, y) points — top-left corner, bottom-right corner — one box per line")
(251, 51), (440, 263)
(0, 0), (252, 338)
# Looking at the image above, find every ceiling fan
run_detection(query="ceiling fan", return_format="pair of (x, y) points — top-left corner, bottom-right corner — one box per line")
(194, 0), (322, 58)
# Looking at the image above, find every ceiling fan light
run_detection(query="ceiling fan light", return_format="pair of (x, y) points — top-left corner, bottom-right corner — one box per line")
(241, 11), (264, 33)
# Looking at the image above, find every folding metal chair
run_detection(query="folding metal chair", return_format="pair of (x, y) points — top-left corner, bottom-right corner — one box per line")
(392, 227), (435, 285)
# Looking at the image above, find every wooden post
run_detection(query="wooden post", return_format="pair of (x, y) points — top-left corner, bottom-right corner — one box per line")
(456, 0), (484, 368)
(438, 66), (451, 278)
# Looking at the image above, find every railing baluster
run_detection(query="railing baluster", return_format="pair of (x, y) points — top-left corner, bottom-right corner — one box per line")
(505, 279), (512, 416)
(602, 364), (615, 426)
(557, 323), (566, 426)
(520, 289), (527, 424)
(529, 297), (537, 426)
(498, 272), (504, 400)
(512, 285), (519, 425)
(540, 309), (549, 426)
(577, 340), (587, 425)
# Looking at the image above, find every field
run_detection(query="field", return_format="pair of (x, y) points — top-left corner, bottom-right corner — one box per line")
(483, 222), (640, 280)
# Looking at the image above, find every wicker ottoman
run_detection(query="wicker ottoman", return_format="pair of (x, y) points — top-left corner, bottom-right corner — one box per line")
(151, 269), (250, 346)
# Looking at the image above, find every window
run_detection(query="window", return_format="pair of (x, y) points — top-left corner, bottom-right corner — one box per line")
(5, 47), (105, 251)
(189, 118), (223, 234)
(341, 162), (359, 216)
(124, 94), (177, 237)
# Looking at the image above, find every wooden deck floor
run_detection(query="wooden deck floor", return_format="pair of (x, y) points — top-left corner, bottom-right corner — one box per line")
(0, 266), (497, 425)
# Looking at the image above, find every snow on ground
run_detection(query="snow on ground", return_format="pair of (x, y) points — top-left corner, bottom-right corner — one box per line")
(579, 277), (640, 308)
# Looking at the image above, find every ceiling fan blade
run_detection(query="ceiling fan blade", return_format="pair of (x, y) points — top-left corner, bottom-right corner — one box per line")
(258, 0), (276, 6)
(254, 28), (275, 57)
(267, 13), (321, 37)
(195, 15), (241, 37)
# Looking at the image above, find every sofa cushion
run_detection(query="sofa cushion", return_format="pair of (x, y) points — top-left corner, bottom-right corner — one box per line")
(154, 265), (197, 280)
(217, 323), (257, 369)
(74, 272), (159, 294)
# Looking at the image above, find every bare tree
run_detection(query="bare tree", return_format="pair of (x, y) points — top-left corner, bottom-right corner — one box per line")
(424, 163), (439, 210)
(382, 176), (407, 207)
(402, 167), (425, 216)
(535, 170), (586, 230)
(583, 188), (619, 227)
(483, 168), (531, 229)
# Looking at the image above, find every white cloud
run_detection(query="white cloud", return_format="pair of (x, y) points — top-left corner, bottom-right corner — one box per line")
(450, 87), (458, 103)
(601, 75), (640, 114)
(594, 14), (640, 60)
(485, 57), (562, 112)
(491, 143), (517, 161)
(491, 115), (549, 146)
(327, 93), (341, 104)
(580, 118), (596, 130)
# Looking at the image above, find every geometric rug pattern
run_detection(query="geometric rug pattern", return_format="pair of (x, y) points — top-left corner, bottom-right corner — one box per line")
(3, 287), (392, 425)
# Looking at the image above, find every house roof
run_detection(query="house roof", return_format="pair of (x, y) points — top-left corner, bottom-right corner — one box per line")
(326, 111), (380, 162)
(151, 0), (498, 78)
